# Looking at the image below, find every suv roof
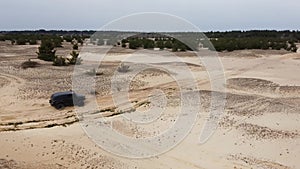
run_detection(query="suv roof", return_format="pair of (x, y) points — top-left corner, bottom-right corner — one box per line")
(51, 91), (74, 98)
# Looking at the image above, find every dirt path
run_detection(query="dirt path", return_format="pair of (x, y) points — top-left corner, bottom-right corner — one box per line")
(0, 73), (78, 132)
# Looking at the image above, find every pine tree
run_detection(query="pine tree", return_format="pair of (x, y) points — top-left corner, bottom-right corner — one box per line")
(36, 40), (56, 61)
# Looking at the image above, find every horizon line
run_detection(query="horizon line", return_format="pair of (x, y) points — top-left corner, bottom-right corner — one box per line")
(1, 29), (300, 33)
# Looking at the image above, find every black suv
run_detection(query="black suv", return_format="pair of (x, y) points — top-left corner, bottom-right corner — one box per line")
(49, 91), (85, 109)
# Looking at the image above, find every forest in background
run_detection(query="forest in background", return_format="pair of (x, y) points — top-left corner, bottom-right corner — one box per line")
(0, 30), (299, 52)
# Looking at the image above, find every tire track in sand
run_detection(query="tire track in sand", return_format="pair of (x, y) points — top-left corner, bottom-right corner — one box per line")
(0, 73), (78, 132)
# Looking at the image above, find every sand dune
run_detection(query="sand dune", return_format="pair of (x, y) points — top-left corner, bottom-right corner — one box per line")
(0, 47), (300, 168)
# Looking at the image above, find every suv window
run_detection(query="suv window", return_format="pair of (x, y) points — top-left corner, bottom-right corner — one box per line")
(67, 94), (73, 97)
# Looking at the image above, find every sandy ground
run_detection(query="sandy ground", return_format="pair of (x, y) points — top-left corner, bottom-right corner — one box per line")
(0, 41), (300, 169)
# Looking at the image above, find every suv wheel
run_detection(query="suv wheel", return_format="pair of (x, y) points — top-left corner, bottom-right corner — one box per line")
(55, 103), (65, 110)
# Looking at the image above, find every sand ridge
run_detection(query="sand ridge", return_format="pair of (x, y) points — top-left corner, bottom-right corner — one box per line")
(0, 45), (300, 168)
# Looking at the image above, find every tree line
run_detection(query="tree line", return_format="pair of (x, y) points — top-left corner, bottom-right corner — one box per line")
(121, 37), (191, 52)
(121, 31), (299, 52)
(206, 30), (299, 52)
(1, 30), (299, 52)
(0, 30), (90, 46)
(210, 37), (297, 52)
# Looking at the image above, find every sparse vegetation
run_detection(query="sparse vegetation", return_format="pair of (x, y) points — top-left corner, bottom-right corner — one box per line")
(21, 59), (40, 69)
(1, 29), (300, 169)
(36, 38), (82, 66)
(72, 43), (79, 50)
(53, 56), (67, 66)
(117, 63), (130, 73)
(68, 51), (82, 65)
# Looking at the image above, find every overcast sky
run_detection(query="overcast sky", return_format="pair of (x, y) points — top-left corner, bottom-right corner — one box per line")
(1, 0), (299, 31)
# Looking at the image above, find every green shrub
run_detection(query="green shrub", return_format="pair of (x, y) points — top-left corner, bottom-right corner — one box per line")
(16, 38), (27, 45)
(68, 51), (82, 65)
(11, 40), (16, 45)
(53, 56), (67, 66)
(73, 43), (79, 50)
(52, 38), (63, 47)
(29, 39), (37, 45)
(37, 40), (56, 61)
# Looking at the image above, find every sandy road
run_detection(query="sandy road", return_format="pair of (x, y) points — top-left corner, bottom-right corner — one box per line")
(0, 73), (78, 132)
